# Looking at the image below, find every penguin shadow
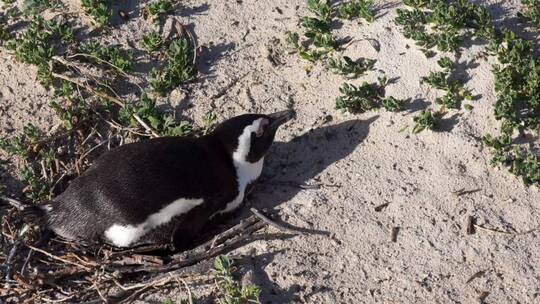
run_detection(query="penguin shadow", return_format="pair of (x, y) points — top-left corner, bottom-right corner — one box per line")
(205, 117), (377, 303)
(245, 116), (378, 222)
(194, 117), (376, 250)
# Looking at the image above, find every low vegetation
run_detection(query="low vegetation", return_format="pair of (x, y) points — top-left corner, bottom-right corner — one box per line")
(5, 15), (74, 86)
(327, 56), (375, 79)
(119, 93), (193, 137)
(140, 30), (165, 52)
(213, 255), (261, 304)
(149, 38), (196, 95)
(336, 77), (408, 113)
(421, 57), (472, 110)
(519, 0), (540, 28)
(287, 0), (405, 115)
(395, 0), (494, 54)
(289, 0), (540, 185)
(0, 124), (53, 201)
(77, 41), (134, 72)
(81, 0), (111, 27)
(337, 0), (375, 22)
(412, 109), (438, 134)
(0, 0), (196, 203)
(394, 0), (540, 185)
(145, 0), (174, 24)
(483, 30), (540, 185)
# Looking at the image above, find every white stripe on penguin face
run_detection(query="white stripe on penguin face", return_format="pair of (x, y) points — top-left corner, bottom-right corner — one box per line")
(219, 118), (265, 214)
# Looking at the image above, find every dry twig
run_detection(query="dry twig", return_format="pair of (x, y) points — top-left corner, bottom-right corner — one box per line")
(250, 207), (304, 235)
(474, 223), (540, 236)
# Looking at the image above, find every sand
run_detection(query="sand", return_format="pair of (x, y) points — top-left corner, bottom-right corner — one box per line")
(1, 0), (540, 303)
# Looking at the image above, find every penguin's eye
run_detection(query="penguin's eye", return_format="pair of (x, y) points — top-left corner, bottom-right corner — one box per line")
(255, 118), (269, 137)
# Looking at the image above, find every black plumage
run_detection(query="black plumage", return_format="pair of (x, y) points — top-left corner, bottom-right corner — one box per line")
(22, 110), (294, 249)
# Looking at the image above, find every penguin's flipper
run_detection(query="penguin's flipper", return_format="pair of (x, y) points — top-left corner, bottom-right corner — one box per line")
(170, 207), (213, 252)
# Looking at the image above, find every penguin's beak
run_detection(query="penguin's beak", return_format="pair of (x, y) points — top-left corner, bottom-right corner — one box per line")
(267, 110), (295, 131)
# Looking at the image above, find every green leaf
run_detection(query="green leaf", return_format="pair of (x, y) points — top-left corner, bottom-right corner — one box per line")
(81, 0), (111, 27)
(412, 109), (437, 133)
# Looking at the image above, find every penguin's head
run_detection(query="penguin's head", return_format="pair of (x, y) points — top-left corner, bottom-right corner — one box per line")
(212, 110), (295, 164)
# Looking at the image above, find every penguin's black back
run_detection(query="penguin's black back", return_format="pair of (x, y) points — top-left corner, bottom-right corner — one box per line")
(47, 135), (238, 242)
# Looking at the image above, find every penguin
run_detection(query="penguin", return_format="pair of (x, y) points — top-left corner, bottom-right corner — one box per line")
(22, 110), (294, 250)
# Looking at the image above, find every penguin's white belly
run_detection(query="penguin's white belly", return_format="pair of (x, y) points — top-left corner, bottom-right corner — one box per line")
(104, 198), (204, 247)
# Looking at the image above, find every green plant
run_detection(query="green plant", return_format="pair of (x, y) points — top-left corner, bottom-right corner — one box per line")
(287, 0), (337, 63)
(289, 0), (379, 64)
(140, 31), (164, 52)
(301, 12), (334, 50)
(484, 133), (540, 185)
(119, 93), (192, 136)
(306, 0), (331, 21)
(519, 0), (540, 28)
(77, 41), (134, 72)
(490, 30), (539, 130)
(421, 57), (472, 109)
(22, 0), (63, 14)
(213, 255), (261, 304)
(506, 149), (540, 185)
(327, 55), (375, 78)
(0, 15), (10, 43)
(437, 56), (454, 70)
(412, 109), (437, 133)
(395, 0), (494, 54)
(481, 27), (540, 185)
(202, 111), (217, 135)
(149, 38), (195, 95)
(286, 31), (328, 62)
(146, 0), (173, 24)
(4, 15), (73, 86)
(0, 124), (54, 201)
(337, 0), (375, 22)
(0, 124), (41, 158)
(381, 96), (405, 112)
(335, 78), (407, 113)
(403, 0), (429, 8)
(81, 0), (110, 27)
(335, 82), (379, 113)
(49, 99), (92, 130)
(422, 71), (447, 90)
(50, 81), (92, 130)
(395, 2), (487, 133)
(20, 166), (51, 201)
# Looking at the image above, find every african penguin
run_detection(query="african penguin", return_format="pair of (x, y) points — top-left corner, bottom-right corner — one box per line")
(23, 110), (294, 249)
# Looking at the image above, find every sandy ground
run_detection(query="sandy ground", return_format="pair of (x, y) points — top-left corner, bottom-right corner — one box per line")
(2, 0), (540, 303)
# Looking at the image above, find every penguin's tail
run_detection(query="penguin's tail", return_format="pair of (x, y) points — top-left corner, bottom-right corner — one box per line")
(0, 197), (51, 227)
(19, 204), (51, 227)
